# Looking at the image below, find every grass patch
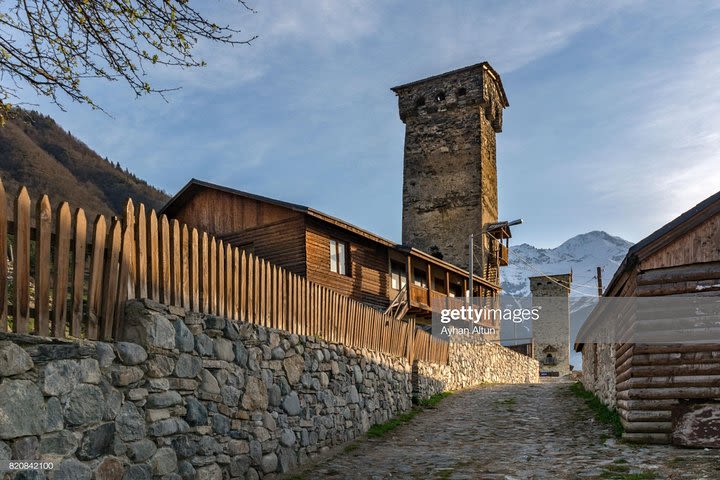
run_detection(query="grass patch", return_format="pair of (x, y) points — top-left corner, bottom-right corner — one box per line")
(570, 382), (623, 438)
(418, 391), (452, 408)
(369, 391), (452, 438)
(367, 410), (419, 438)
(343, 442), (359, 453)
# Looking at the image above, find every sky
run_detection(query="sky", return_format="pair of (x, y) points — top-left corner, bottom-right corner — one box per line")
(15, 1), (720, 249)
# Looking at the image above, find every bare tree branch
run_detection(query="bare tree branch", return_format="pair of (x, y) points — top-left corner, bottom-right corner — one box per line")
(0, 0), (257, 123)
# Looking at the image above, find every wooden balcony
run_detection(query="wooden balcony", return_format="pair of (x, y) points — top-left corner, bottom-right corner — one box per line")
(499, 243), (509, 266)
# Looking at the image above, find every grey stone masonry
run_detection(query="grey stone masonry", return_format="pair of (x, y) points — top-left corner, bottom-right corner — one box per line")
(0, 299), (538, 479)
(392, 62), (509, 268)
(0, 300), (412, 479)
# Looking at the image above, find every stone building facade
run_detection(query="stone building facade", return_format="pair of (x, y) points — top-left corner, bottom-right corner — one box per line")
(391, 62), (509, 270)
(530, 273), (572, 377)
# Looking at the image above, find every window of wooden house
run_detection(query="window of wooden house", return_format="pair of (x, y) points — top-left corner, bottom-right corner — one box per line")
(390, 261), (407, 290)
(329, 239), (349, 276)
(413, 267), (427, 288)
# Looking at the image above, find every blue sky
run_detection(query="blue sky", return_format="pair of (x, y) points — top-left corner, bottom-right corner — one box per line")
(18, 1), (720, 248)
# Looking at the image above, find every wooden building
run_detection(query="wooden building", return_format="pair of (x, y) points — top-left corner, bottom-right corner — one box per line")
(161, 179), (509, 325)
(576, 189), (720, 447)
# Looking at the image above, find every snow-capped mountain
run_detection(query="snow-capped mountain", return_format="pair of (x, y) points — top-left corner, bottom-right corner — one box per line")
(499, 231), (633, 371)
(501, 231), (633, 298)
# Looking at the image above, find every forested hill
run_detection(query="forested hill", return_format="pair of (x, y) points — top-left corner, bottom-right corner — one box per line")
(0, 108), (168, 218)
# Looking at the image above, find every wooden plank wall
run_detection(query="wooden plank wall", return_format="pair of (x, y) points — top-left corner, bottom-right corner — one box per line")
(305, 219), (391, 311)
(0, 179), (449, 366)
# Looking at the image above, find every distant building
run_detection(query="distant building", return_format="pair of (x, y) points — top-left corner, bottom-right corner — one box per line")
(577, 189), (720, 446)
(530, 273), (572, 377)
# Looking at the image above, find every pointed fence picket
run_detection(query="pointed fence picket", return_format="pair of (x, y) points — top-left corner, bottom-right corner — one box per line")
(0, 177), (449, 365)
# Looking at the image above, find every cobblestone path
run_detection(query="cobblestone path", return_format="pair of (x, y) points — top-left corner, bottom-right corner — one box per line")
(303, 382), (719, 479)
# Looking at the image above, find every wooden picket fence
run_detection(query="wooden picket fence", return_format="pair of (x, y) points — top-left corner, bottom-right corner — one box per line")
(0, 178), (449, 365)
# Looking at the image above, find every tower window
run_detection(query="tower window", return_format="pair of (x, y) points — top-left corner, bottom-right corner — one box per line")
(415, 97), (426, 107)
(435, 91), (446, 102)
(457, 87), (467, 96)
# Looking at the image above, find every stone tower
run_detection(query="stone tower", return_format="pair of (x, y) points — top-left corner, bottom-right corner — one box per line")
(391, 62), (509, 268)
(530, 273), (572, 377)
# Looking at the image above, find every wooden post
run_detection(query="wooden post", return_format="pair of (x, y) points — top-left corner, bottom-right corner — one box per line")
(70, 208), (87, 337)
(36, 195), (52, 336)
(87, 215), (107, 339)
(597, 266), (603, 297)
(52, 202), (72, 337)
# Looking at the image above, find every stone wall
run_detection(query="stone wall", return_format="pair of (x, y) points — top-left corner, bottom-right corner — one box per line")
(0, 299), (412, 479)
(0, 300), (539, 479)
(580, 343), (617, 408)
(414, 341), (539, 400)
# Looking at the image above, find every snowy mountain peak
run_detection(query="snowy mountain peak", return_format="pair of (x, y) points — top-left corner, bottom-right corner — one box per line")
(501, 231), (633, 298)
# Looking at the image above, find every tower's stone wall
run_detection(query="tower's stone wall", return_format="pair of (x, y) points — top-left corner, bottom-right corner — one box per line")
(530, 273), (572, 376)
(393, 63), (508, 268)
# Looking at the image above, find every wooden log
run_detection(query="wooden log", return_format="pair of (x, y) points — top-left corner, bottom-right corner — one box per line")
(620, 409), (671, 423)
(630, 363), (720, 377)
(70, 208), (87, 337)
(171, 219), (181, 306)
(52, 202), (71, 337)
(631, 351), (720, 367)
(638, 262), (720, 285)
(100, 219), (123, 340)
(13, 188), (31, 333)
(181, 224), (190, 309)
(35, 195), (52, 336)
(135, 204), (147, 299)
(616, 399), (679, 411)
(637, 281), (720, 296)
(147, 210), (160, 301)
(86, 215), (107, 339)
(628, 386), (720, 400)
(190, 228), (199, 312)
(620, 419), (671, 433)
(619, 374), (720, 390)
(633, 343), (720, 354)
(0, 179), (6, 331)
(621, 432), (671, 444)
(159, 215), (171, 305)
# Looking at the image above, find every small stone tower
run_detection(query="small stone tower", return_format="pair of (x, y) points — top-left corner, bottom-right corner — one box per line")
(391, 62), (509, 268)
(530, 273), (572, 377)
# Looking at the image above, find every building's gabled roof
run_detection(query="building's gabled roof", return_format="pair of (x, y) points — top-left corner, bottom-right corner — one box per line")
(161, 179), (498, 289)
(390, 61), (509, 107)
(575, 188), (720, 352)
(602, 188), (720, 298)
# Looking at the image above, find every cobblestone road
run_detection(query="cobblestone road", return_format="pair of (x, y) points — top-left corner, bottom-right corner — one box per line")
(303, 382), (719, 480)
